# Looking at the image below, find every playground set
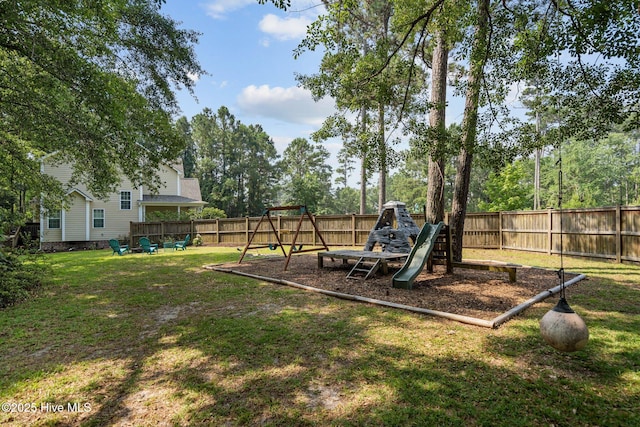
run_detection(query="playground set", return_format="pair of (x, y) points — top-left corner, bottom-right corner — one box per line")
(238, 201), (519, 289)
(318, 201), (452, 284)
(240, 201), (464, 288)
(227, 199), (587, 332)
(233, 137), (589, 343)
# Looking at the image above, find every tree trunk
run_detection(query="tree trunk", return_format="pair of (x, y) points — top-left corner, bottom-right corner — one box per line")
(534, 91), (541, 210)
(426, 30), (448, 224)
(426, 158), (445, 223)
(360, 158), (367, 214)
(359, 104), (368, 214)
(377, 104), (386, 212)
(534, 148), (541, 209)
(450, 0), (490, 262)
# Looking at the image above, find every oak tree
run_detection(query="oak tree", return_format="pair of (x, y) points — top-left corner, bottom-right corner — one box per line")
(0, 0), (204, 220)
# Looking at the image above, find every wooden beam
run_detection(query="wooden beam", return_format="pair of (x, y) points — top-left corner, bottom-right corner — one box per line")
(453, 262), (516, 282)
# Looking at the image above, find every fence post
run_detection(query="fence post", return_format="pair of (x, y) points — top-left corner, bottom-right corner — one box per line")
(616, 205), (622, 263)
(499, 211), (503, 250)
(547, 209), (553, 255)
(352, 214), (356, 247)
(277, 215), (281, 242)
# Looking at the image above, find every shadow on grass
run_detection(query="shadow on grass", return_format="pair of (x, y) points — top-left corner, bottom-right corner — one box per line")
(84, 294), (639, 426)
(81, 285), (640, 425)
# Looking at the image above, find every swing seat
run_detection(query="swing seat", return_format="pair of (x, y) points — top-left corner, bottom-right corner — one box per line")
(268, 243), (280, 250)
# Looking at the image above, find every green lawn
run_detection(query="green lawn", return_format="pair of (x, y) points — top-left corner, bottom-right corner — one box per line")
(0, 247), (638, 426)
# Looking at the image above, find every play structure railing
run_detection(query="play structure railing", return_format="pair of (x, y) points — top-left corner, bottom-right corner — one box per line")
(130, 205), (640, 264)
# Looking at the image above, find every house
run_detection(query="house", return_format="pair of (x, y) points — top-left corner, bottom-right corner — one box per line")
(40, 155), (206, 251)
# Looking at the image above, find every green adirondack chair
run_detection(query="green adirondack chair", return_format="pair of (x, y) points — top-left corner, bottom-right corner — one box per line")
(139, 237), (158, 255)
(174, 234), (190, 251)
(109, 239), (129, 256)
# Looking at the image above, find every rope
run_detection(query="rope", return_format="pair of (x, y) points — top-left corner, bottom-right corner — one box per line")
(557, 145), (566, 299)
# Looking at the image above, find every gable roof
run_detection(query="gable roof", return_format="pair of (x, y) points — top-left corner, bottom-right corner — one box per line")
(180, 178), (203, 201)
(66, 188), (94, 201)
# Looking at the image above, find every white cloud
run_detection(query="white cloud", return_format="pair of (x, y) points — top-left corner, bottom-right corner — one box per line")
(203, 0), (254, 19)
(270, 135), (295, 153)
(237, 84), (334, 127)
(259, 38), (270, 48)
(258, 14), (311, 41)
(186, 71), (200, 83)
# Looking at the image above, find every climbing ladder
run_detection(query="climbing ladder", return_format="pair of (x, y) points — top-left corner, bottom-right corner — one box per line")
(347, 257), (382, 280)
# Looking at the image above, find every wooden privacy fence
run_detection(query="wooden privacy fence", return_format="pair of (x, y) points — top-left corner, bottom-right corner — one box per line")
(461, 206), (640, 263)
(130, 205), (640, 263)
(130, 215), (426, 248)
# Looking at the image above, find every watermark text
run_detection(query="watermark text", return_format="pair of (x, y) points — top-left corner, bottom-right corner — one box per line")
(2, 401), (92, 413)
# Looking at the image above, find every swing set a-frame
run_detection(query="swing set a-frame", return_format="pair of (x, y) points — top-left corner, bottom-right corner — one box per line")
(238, 205), (330, 270)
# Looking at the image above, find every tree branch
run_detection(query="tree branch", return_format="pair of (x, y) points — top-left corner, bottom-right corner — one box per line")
(548, 0), (602, 98)
(358, 0), (446, 84)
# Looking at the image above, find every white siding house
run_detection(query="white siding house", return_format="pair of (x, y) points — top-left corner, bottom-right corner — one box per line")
(40, 155), (206, 250)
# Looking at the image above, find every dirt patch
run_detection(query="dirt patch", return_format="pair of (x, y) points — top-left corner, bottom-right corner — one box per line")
(212, 253), (579, 321)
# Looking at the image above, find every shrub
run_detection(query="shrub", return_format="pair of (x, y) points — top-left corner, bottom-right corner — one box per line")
(0, 251), (49, 308)
(200, 207), (226, 219)
(145, 210), (193, 222)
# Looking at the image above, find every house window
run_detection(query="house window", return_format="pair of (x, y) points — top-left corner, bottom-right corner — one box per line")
(93, 209), (105, 228)
(48, 210), (61, 229)
(120, 191), (132, 210)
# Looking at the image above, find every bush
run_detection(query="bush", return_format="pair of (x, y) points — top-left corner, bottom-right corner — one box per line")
(145, 211), (194, 222)
(200, 207), (226, 219)
(144, 208), (227, 222)
(0, 251), (49, 308)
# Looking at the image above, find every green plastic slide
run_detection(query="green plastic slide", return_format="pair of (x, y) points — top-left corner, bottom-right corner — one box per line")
(392, 222), (444, 289)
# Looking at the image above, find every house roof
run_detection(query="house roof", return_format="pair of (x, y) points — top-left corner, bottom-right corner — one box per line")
(140, 175), (205, 207)
(172, 159), (184, 175)
(66, 188), (94, 201)
(140, 194), (207, 207)
(180, 178), (203, 201)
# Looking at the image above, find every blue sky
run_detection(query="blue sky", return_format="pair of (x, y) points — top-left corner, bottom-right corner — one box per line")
(158, 1), (526, 185)
(160, 0), (341, 163)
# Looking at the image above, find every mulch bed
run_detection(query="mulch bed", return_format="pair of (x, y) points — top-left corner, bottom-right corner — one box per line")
(212, 253), (579, 322)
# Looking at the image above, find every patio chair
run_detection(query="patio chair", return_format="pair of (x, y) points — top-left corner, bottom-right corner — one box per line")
(174, 234), (190, 251)
(139, 237), (158, 255)
(109, 239), (129, 256)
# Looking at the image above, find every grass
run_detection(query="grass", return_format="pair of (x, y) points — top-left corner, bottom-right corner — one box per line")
(0, 246), (638, 426)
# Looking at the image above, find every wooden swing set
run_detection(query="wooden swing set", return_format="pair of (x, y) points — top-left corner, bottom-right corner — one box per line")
(238, 205), (330, 270)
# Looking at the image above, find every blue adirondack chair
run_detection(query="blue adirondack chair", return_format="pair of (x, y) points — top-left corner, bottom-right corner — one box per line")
(109, 239), (129, 256)
(174, 234), (190, 251)
(139, 237), (158, 255)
